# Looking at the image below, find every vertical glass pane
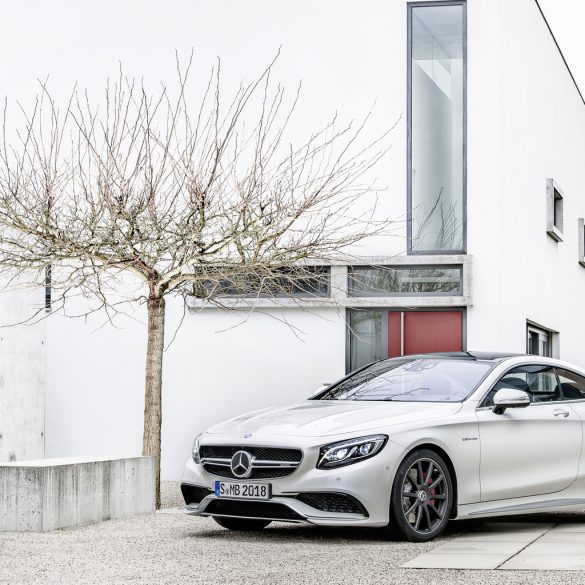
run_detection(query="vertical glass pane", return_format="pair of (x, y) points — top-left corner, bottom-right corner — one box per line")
(349, 310), (385, 372)
(410, 4), (464, 252)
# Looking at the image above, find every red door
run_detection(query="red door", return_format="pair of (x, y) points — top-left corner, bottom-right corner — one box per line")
(388, 311), (463, 357)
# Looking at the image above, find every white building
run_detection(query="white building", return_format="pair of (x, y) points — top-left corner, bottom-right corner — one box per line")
(2, 0), (585, 479)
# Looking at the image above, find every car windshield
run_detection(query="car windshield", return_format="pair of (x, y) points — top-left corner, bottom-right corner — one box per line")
(317, 358), (494, 402)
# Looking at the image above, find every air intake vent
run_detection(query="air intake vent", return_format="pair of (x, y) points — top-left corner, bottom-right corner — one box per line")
(296, 492), (368, 515)
(204, 499), (304, 521)
(181, 484), (213, 506)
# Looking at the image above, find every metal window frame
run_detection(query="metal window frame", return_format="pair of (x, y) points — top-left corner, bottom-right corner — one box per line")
(345, 306), (467, 374)
(347, 264), (463, 297)
(407, 0), (468, 255)
(526, 321), (557, 358)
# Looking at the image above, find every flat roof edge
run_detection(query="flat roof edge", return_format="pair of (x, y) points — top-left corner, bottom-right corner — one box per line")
(534, 0), (585, 107)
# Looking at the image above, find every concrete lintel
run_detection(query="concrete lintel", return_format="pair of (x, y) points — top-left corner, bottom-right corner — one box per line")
(187, 256), (474, 311)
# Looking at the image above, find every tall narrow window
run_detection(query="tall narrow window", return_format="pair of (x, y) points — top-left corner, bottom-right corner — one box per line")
(45, 265), (52, 312)
(408, 2), (466, 253)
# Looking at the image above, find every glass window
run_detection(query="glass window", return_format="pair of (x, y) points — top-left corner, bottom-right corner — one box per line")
(578, 218), (585, 266)
(527, 324), (553, 357)
(318, 358), (493, 403)
(556, 368), (585, 401)
(483, 364), (560, 407)
(546, 179), (564, 242)
(348, 310), (386, 372)
(409, 2), (465, 253)
(348, 265), (462, 296)
(192, 266), (330, 298)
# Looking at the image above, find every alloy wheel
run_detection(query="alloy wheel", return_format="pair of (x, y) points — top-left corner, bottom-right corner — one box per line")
(400, 457), (449, 535)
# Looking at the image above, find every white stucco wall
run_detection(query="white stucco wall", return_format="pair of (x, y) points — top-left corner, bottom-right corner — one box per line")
(1, 0), (585, 477)
(0, 284), (46, 462)
(45, 299), (346, 479)
(466, 0), (585, 366)
(10, 0), (406, 478)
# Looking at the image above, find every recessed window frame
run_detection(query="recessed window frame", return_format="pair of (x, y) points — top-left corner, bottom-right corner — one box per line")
(192, 266), (331, 299)
(347, 264), (463, 297)
(526, 321), (558, 358)
(546, 178), (564, 242)
(578, 218), (585, 267)
(345, 307), (467, 374)
(407, 0), (468, 256)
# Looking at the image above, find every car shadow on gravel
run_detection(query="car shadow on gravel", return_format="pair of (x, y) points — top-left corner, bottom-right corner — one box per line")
(187, 520), (466, 543)
(187, 510), (585, 544)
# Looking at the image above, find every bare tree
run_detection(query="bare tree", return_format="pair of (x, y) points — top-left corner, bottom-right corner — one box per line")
(0, 55), (391, 507)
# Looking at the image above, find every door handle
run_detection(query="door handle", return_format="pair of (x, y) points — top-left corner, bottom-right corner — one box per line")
(553, 409), (570, 418)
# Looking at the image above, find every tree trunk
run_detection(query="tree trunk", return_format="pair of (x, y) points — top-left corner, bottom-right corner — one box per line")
(143, 294), (165, 509)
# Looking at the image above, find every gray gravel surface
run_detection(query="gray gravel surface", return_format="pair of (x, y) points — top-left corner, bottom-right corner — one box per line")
(1, 482), (585, 584)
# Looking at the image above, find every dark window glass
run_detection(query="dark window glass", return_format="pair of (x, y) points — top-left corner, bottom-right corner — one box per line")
(556, 368), (585, 401)
(318, 358), (492, 403)
(483, 364), (560, 407)
(526, 325), (552, 357)
(553, 189), (563, 231)
(193, 266), (330, 298)
(348, 265), (462, 296)
(45, 265), (52, 311)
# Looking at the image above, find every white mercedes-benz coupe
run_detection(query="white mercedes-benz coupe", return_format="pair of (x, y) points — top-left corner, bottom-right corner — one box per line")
(181, 352), (585, 541)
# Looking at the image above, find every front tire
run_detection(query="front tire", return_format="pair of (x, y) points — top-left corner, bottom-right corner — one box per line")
(389, 449), (453, 542)
(212, 516), (272, 531)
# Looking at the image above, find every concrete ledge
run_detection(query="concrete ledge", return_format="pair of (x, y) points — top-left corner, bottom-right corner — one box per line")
(0, 456), (156, 531)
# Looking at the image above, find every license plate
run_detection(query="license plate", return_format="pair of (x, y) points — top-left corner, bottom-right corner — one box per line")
(214, 481), (271, 500)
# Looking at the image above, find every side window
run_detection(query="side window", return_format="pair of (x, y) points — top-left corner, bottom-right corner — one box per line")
(556, 368), (585, 401)
(483, 364), (560, 407)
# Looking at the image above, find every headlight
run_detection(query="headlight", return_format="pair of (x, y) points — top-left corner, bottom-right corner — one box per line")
(317, 434), (388, 469)
(192, 434), (202, 464)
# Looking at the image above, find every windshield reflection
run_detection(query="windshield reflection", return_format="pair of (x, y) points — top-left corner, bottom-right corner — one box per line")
(318, 358), (493, 403)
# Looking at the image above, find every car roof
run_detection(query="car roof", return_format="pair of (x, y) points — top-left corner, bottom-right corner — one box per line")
(397, 351), (524, 362)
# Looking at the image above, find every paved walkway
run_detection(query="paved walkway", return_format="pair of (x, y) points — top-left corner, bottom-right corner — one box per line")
(403, 521), (585, 570)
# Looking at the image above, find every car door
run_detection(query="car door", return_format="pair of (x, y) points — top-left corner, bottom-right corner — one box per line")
(476, 364), (581, 502)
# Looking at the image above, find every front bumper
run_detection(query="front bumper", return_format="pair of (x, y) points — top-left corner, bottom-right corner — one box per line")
(181, 439), (405, 527)
(183, 490), (369, 525)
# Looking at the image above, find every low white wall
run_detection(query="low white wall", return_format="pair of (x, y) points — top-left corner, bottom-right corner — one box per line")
(0, 456), (155, 531)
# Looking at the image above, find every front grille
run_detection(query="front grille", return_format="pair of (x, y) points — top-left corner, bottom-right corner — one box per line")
(200, 446), (302, 462)
(204, 499), (304, 521)
(202, 465), (296, 480)
(200, 445), (303, 480)
(296, 492), (368, 516)
(181, 484), (213, 506)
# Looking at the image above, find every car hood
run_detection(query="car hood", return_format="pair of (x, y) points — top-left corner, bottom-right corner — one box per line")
(204, 400), (462, 438)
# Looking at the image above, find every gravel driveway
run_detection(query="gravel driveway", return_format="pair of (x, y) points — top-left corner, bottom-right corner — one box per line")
(1, 482), (584, 585)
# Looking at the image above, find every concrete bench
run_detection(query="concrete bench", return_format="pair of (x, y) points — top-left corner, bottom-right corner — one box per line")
(0, 456), (155, 531)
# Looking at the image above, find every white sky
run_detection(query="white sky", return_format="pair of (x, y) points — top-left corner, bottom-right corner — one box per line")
(0, 1), (583, 108)
(538, 0), (585, 97)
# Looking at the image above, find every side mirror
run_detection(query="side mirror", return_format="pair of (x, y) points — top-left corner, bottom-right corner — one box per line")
(493, 388), (531, 415)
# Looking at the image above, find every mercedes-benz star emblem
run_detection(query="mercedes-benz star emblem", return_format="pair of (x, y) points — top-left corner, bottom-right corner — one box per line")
(231, 450), (254, 478)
